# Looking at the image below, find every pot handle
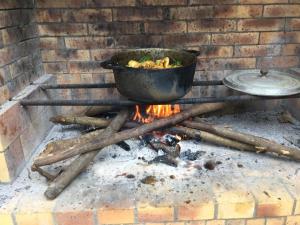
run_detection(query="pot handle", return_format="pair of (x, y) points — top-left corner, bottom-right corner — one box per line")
(184, 49), (201, 57)
(100, 60), (122, 70)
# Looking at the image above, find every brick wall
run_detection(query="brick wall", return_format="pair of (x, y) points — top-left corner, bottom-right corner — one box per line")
(0, 0), (44, 105)
(36, 0), (300, 86)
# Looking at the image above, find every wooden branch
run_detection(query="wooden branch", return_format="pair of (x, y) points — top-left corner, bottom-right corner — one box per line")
(169, 126), (256, 152)
(183, 120), (300, 161)
(31, 165), (59, 181)
(85, 106), (118, 116)
(50, 115), (110, 127)
(44, 108), (129, 200)
(34, 103), (226, 166)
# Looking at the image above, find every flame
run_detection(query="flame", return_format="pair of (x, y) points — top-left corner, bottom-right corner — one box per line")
(133, 104), (180, 123)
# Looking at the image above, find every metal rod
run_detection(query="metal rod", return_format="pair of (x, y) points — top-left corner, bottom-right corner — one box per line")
(20, 95), (300, 106)
(39, 80), (223, 89)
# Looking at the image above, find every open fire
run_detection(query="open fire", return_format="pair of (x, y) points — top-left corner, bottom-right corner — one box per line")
(133, 104), (181, 123)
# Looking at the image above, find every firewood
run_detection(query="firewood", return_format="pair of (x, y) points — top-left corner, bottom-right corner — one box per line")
(49, 114), (138, 129)
(31, 165), (59, 181)
(85, 106), (118, 116)
(183, 120), (300, 161)
(169, 126), (256, 152)
(34, 103), (226, 166)
(44, 108), (129, 200)
(50, 115), (110, 127)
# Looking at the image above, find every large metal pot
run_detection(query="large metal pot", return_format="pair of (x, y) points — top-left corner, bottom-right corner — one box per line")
(100, 48), (200, 103)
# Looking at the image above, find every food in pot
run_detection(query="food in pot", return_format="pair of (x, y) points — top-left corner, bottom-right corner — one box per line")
(127, 56), (182, 69)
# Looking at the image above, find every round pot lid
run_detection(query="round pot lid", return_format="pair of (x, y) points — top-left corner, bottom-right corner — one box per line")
(223, 69), (300, 96)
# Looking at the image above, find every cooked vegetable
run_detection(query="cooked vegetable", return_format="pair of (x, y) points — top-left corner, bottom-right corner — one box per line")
(127, 57), (182, 69)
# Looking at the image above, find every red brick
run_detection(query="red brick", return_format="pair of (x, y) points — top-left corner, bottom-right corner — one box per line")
(1, 27), (23, 46)
(43, 62), (68, 74)
(163, 33), (210, 47)
(4, 137), (24, 180)
(38, 24), (87, 36)
(69, 61), (104, 73)
(286, 32), (300, 43)
(89, 22), (140, 35)
(42, 50), (90, 62)
(113, 8), (163, 21)
(264, 5), (300, 17)
(138, 205), (174, 223)
(87, 0), (136, 7)
(0, 10), (20, 29)
(235, 45), (281, 57)
(190, 0), (238, 4)
(282, 44), (300, 55)
(62, 9), (112, 22)
(170, 6), (213, 20)
(115, 35), (163, 48)
(257, 56), (299, 69)
(91, 49), (119, 61)
(188, 19), (235, 32)
(198, 46), (233, 58)
(0, 47), (14, 66)
(35, 9), (62, 22)
(213, 5), (263, 18)
(238, 19), (285, 31)
(260, 32), (285, 44)
(145, 21), (186, 34)
(39, 37), (63, 49)
(211, 58), (256, 70)
(97, 208), (135, 224)
(288, 19), (300, 30)
(0, 85), (10, 105)
(240, 0), (287, 3)
(55, 211), (94, 225)
(212, 33), (259, 45)
(141, 0), (187, 5)
(65, 37), (114, 49)
(36, 0), (86, 8)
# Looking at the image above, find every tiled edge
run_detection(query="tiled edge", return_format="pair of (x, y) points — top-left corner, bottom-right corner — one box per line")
(0, 74), (56, 183)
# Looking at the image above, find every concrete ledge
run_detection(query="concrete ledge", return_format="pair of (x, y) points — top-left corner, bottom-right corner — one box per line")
(0, 74), (56, 183)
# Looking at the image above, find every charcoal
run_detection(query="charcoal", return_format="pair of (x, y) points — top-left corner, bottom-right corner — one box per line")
(180, 149), (206, 161)
(116, 141), (131, 151)
(163, 134), (180, 146)
(148, 155), (178, 167)
(139, 133), (155, 146)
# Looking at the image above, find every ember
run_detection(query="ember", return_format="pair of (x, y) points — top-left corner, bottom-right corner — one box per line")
(133, 104), (180, 123)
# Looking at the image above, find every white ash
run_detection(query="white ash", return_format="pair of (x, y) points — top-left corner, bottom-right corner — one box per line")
(0, 110), (299, 207)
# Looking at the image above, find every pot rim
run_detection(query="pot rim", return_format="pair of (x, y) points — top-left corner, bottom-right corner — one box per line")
(103, 48), (199, 71)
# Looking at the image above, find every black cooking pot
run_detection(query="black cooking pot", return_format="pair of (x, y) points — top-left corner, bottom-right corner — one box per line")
(100, 48), (200, 103)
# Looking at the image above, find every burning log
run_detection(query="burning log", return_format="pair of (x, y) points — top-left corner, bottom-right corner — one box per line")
(169, 126), (256, 152)
(183, 120), (300, 161)
(43, 109), (129, 200)
(34, 103), (226, 166)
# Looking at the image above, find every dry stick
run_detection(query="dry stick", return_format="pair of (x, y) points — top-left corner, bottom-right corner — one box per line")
(50, 115), (111, 127)
(169, 126), (256, 152)
(40, 128), (105, 157)
(183, 120), (300, 160)
(85, 106), (117, 117)
(31, 165), (59, 181)
(49, 115), (138, 129)
(44, 108), (129, 200)
(34, 103), (226, 166)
